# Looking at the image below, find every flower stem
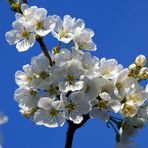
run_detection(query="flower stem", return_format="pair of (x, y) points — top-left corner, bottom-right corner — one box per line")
(36, 37), (53, 66)
(65, 115), (89, 148)
(110, 116), (122, 121)
(65, 40), (73, 48)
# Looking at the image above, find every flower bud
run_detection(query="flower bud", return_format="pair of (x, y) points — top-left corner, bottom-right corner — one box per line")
(128, 63), (137, 77)
(138, 67), (148, 80)
(135, 54), (147, 67)
(52, 45), (60, 54)
(11, 2), (21, 12)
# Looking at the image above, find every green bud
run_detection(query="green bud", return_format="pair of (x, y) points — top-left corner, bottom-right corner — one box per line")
(11, 2), (21, 12)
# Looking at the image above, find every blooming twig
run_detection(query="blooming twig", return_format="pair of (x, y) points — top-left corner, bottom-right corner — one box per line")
(5, 2), (148, 148)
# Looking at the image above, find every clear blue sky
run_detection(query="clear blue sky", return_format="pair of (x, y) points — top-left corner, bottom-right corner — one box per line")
(0, 0), (148, 147)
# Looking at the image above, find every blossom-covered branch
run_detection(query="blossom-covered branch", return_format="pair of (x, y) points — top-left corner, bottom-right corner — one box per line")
(5, 2), (148, 148)
(6, 3), (54, 65)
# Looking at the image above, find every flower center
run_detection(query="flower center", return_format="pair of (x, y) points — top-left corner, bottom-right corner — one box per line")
(39, 71), (49, 79)
(123, 104), (135, 117)
(46, 85), (58, 95)
(21, 31), (29, 38)
(66, 102), (75, 113)
(36, 22), (43, 30)
(129, 94), (141, 103)
(103, 67), (111, 75)
(77, 41), (86, 50)
(97, 100), (107, 111)
(29, 89), (37, 96)
(66, 74), (75, 83)
(85, 85), (90, 92)
(59, 29), (67, 39)
(49, 109), (58, 117)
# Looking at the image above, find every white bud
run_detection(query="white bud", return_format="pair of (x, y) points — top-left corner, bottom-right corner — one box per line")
(128, 63), (137, 74)
(138, 67), (148, 80)
(135, 54), (147, 67)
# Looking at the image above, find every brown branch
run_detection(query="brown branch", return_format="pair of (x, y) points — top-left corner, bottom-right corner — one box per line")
(65, 115), (89, 148)
(36, 37), (53, 66)
(23, 0), (28, 4)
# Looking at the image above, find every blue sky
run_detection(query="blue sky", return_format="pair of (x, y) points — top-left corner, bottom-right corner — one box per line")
(0, 0), (148, 147)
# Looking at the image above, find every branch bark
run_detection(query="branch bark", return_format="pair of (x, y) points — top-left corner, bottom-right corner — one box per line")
(36, 37), (53, 66)
(65, 115), (89, 148)
(23, 0), (28, 4)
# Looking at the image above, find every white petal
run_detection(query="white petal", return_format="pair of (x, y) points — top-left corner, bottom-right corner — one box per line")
(38, 97), (53, 110)
(51, 15), (63, 31)
(99, 92), (111, 101)
(108, 100), (121, 113)
(34, 109), (59, 128)
(34, 8), (47, 21)
(15, 13), (24, 20)
(21, 3), (29, 13)
(5, 30), (20, 45)
(28, 33), (35, 47)
(89, 108), (99, 118)
(77, 99), (91, 114)
(51, 101), (64, 110)
(59, 81), (71, 92)
(35, 29), (50, 36)
(16, 39), (31, 52)
(43, 16), (55, 30)
(57, 112), (65, 127)
(69, 114), (83, 124)
(71, 81), (84, 91)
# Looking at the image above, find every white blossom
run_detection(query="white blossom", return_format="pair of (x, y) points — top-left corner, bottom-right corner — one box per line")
(89, 92), (121, 121)
(98, 58), (123, 80)
(62, 91), (91, 124)
(52, 15), (85, 43)
(15, 64), (34, 87)
(34, 97), (65, 127)
(16, 4), (55, 36)
(5, 21), (35, 52)
(14, 87), (40, 110)
(73, 28), (96, 51)
(54, 61), (84, 92)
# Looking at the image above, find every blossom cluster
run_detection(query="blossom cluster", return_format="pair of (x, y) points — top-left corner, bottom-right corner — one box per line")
(6, 3), (148, 148)
(5, 4), (96, 52)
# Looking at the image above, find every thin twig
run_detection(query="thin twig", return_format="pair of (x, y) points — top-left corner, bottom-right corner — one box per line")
(65, 40), (73, 48)
(110, 116), (122, 121)
(107, 121), (119, 135)
(36, 37), (53, 66)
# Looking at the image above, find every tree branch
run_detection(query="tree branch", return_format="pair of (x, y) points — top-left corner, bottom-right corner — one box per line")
(8, 1), (53, 66)
(36, 37), (53, 66)
(65, 115), (89, 148)
(23, 0), (28, 4)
